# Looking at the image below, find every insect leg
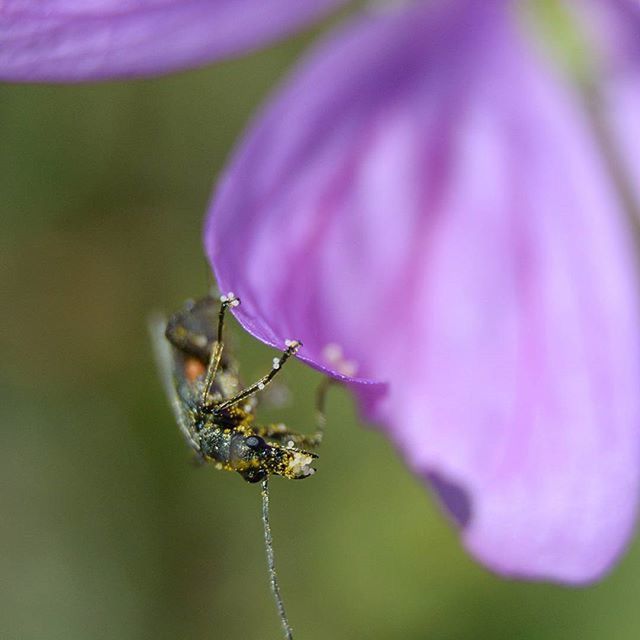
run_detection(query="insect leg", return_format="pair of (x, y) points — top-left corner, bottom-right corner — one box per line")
(252, 424), (318, 449)
(201, 293), (240, 405)
(252, 377), (335, 448)
(213, 340), (301, 412)
(261, 478), (294, 640)
(312, 377), (336, 447)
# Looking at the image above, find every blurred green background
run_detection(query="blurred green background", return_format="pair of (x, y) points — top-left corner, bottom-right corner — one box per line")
(2, 12), (640, 640)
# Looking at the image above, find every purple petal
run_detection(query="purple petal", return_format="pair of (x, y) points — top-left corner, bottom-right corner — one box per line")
(575, 0), (640, 67)
(205, 0), (640, 583)
(602, 79), (640, 219)
(0, 0), (346, 82)
(572, 0), (640, 222)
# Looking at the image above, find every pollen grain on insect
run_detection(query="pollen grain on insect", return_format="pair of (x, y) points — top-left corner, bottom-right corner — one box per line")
(220, 291), (238, 305)
(193, 334), (208, 348)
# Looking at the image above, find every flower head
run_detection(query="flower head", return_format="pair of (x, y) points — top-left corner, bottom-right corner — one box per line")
(4, 0), (640, 584)
(204, 0), (640, 584)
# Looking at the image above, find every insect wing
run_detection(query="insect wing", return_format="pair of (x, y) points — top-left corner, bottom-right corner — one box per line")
(149, 314), (201, 453)
(165, 296), (219, 362)
(165, 296), (244, 404)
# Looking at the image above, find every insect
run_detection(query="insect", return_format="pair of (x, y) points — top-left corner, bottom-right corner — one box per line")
(151, 292), (328, 640)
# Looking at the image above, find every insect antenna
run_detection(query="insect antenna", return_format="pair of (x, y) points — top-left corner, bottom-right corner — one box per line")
(261, 478), (294, 640)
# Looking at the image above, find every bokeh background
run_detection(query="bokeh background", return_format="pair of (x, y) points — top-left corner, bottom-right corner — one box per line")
(3, 7), (640, 640)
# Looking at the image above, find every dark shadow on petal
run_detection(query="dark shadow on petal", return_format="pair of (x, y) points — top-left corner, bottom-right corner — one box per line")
(347, 379), (389, 421)
(426, 471), (473, 529)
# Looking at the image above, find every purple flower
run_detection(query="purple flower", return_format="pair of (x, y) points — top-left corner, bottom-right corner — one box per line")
(0, 0), (346, 81)
(574, 0), (640, 212)
(4, 0), (640, 584)
(205, 0), (640, 584)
